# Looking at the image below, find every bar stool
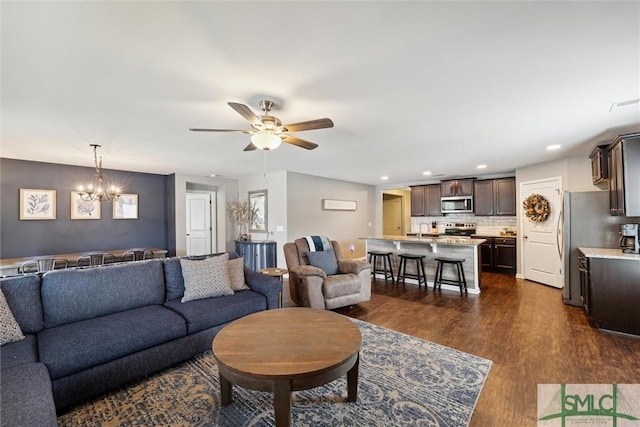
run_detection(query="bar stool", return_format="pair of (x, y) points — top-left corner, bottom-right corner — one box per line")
(434, 257), (467, 296)
(367, 251), (395, 283)
(397, 253), (427, 290)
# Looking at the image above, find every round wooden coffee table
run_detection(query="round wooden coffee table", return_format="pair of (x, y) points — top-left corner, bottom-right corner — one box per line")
(212, 307), (361, 427)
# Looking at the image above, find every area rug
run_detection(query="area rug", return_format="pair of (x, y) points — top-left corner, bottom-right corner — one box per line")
(58, 319), (492, 427)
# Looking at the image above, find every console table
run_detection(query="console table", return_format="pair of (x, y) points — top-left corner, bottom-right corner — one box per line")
(235, 240), (277, 271)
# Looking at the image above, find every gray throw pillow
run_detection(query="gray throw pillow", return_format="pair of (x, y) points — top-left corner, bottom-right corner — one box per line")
(180, 254), (234, 302)
(307, 249), (339, 275)
(0, 288), (25, 346)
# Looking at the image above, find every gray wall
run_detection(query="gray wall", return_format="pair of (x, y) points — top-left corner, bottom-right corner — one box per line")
(286, 171), (376, 259)
(0, 158), (168, 258)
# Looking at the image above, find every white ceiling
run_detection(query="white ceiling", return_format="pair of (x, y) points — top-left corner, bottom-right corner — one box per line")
(2, 1), (639, 186)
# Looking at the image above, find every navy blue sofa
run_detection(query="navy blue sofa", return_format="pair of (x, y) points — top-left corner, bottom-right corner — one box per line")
(0, 253), (281, 427)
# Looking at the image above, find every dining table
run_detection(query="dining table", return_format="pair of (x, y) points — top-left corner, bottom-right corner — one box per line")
(0, 247), (168, 276)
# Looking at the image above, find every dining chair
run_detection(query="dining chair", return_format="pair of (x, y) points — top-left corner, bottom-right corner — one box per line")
(121, 249), (154, 262)
(21, 258), (68, 274)
(76, 253), (107, 268)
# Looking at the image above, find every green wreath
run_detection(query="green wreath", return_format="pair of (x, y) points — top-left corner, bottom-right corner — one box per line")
(523, 193), (550, 223)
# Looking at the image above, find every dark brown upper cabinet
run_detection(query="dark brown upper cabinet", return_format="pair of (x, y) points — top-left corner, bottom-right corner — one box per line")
(440, 179), (474, 197)
(410, 186), (425, 216)
(410, 184), (442, 217)
(589, 144), (609, 185)
(424, 184), (442, 216)
(474, 177), (516, 216)
(608, 132), (640, 216)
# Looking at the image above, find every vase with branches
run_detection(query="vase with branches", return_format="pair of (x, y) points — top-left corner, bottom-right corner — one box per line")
(227, 200), (258, 241)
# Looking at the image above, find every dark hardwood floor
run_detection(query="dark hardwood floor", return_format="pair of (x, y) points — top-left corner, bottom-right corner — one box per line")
(288, 273), (640, 426)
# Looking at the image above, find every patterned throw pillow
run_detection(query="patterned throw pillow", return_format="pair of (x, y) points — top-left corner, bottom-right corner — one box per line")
(227, 258), (249, 291)
(180, 254), (234, 303)
(0, 288), (25, 346)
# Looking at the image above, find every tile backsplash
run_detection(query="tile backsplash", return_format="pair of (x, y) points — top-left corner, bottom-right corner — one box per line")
(411, 215), (518, 235)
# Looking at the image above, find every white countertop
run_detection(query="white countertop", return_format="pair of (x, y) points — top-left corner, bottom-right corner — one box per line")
(362, 235), (487, 246)
(579, 247), (640, 260)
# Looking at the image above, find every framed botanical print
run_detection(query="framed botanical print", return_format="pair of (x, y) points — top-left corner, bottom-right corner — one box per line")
(113, 194), (138, 219)
(70, 191), (101, 219)
(20, 189), (56, 220)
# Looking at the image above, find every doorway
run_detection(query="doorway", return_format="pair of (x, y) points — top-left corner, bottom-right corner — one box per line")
(521, 176), (563, 288)
(383, 193), (404, 236)
(186, 192), (217, 256)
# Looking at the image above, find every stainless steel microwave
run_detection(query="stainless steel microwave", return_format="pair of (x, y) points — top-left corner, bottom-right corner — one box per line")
(441, 196), (473, 214)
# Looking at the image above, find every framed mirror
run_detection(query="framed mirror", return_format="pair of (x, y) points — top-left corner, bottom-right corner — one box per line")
(248, 189), (268, 232)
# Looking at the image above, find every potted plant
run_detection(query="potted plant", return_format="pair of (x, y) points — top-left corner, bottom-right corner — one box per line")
(227, 200), (258, 241)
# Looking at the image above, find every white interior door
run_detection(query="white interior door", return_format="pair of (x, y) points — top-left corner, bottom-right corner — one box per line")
(186, 192), (213, 256)
(521, 177), (563, 288)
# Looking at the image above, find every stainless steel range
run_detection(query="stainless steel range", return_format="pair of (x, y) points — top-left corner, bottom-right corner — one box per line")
(444, 223), (476, 237)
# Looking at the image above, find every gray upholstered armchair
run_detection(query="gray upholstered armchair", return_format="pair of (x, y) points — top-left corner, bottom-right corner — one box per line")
(283, 238), (371, 309)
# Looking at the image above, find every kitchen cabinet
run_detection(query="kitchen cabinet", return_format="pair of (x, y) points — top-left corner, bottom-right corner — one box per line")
(235, 240), (277, 271)
(410, 186), (425, 216)
(424, 184), (441, 216)
(474, 177), (516, 216)
(440, 179), (473, 197)
(579, 250), (640, 336)
(608, 132), (640, 216)
(410, 184), (441, 217)
(589, 145), (609, 185)
(478, 237), (516, 275)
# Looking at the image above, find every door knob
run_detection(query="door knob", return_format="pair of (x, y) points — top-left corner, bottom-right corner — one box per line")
(523, 235), (528, 239)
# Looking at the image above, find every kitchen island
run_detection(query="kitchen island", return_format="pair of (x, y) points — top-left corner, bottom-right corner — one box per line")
(362, 236), (486, 294)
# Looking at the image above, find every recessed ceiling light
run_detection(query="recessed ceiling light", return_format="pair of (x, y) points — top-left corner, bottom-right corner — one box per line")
(423, 171), (432, 176)
(477, 164), (487, 169)
(546, 144), (561, 151)
(381, 176), (389, 180)
(210, 174), (217, 177)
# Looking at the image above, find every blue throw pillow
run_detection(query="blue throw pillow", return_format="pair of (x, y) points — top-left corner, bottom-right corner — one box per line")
(307, 249), (339, 275)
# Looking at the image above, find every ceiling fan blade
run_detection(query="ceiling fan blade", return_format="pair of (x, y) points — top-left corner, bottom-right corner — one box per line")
(243, 143), (258, 151)
(282, 118), (334, 132)
(282, 135), (318, 150)
(228, 102), (262, 126)
(189, 128), (251, 133)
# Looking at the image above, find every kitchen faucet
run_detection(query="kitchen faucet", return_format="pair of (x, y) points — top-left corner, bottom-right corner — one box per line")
(418, 222), (430, 240)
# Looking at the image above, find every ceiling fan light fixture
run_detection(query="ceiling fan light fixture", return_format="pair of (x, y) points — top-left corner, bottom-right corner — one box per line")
(251, 133), (282, 150)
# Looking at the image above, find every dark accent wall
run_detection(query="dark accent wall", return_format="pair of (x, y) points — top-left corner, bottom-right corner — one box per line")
(0, 158), (169, 258)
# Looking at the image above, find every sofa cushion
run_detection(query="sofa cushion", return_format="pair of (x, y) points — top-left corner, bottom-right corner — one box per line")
(307, 249), (339, 275)
(180, 254), (234, 302)
(0, 275), (43, 334)
(164, 290), (266, 335)
(1, 362), (57, 427)
(0, 335), (38, 369)
(41, 259), (165, 328)
(322, 274), (362, 299)
(227, 257), (249, 291)
(0, 288), (25, 346)
(38, 305), (187, 380)
(163, 253), (240, 301)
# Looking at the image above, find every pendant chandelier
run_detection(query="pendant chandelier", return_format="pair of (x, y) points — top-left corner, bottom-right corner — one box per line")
(76, 144), (121, 202)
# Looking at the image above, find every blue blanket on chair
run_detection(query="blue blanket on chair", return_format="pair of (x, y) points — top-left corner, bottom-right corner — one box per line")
(304, 235), (332, 252)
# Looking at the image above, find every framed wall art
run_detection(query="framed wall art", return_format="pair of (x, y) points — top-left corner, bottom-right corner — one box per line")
(19, 188), (56, 220)
(70, 191), (101, 219)
(323, 199), (357, 211)
(113, 194), (138, 219)
(249, 189), (267, 232)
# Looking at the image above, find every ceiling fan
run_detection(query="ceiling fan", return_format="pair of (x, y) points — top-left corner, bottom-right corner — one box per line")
(189, 100), (334, 151)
